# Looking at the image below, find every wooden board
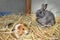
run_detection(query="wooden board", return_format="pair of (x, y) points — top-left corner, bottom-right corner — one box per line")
(26, 0), (31, 14)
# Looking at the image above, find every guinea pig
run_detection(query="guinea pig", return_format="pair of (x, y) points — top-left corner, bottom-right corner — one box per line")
(13, 23), (29, 38)
(6, 23), (13, 29)
(36, 4), (56, 27)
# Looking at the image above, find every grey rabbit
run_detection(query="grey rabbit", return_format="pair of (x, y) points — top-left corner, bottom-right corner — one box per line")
(36, 4), (56, 27)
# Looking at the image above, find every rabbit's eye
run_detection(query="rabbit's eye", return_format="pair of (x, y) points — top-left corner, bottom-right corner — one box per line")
(40, 12), (42, 13)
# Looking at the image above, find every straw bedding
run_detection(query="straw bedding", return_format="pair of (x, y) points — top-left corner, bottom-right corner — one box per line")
(0, 13), (60, 40)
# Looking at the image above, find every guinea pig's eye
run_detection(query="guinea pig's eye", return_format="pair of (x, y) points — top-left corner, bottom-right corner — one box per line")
(22, 28), (24, 30)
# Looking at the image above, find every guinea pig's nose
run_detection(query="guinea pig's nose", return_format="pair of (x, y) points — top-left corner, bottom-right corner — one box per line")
(26, 32), (29, 35)
(24, 30), (29, 35)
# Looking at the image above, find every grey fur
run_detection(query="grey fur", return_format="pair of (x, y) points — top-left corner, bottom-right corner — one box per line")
(36, 4), (56, 27)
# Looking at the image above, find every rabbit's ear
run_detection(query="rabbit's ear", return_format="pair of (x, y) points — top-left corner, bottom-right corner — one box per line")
(41, 4), (44, 7)
(44, 4), (48, 7)
(41, 4), (48, 10)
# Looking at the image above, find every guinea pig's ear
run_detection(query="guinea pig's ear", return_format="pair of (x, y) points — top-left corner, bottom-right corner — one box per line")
(15, 24), (21, 30)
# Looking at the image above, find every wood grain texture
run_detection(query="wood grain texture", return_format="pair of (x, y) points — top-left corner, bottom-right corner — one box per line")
(26, 0), (31, 15)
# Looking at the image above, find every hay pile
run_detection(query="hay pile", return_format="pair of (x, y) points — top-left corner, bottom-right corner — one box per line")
(0, 13), (60, 40)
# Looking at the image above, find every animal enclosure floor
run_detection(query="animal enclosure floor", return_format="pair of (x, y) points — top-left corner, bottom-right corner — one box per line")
(0, 13), (60, 40)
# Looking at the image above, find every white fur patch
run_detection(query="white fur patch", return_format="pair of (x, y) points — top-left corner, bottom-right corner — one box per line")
(24, 30), (28, 34)
(15, 24), (22, 30)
